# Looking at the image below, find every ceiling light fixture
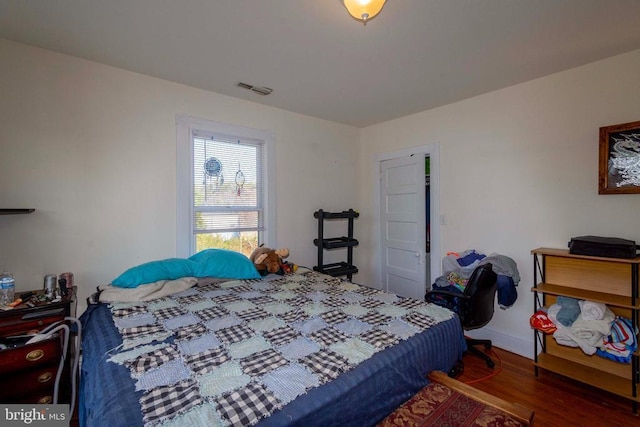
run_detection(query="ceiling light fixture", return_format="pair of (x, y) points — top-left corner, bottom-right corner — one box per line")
(342, 0), (387, 25)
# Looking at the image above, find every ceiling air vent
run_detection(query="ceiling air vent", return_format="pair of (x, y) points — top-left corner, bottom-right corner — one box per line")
(251, 86), (273, 96)
(236, 82), (253, 90)
(236, 82), (273, 96)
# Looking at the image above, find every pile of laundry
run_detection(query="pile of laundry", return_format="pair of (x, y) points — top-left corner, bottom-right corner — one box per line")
(530, 296), (637, 363)
(432, 249), (520, 309)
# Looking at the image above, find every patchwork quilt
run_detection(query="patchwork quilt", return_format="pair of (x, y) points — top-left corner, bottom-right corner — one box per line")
(105, 268), (455, 427)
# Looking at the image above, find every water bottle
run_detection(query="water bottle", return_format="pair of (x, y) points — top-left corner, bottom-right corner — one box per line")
(0, 272), (15, 306)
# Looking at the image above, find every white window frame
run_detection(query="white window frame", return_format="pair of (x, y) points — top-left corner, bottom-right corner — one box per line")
(176, 115), (276, 257)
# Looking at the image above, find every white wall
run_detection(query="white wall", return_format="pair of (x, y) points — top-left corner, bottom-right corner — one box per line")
(0, 39), (359, 313)
(356, 49), (640, 357)
(3, 38), (640, 358)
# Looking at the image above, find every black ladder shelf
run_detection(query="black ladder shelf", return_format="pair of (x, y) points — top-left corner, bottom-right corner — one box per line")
(313, 209), (359, 280)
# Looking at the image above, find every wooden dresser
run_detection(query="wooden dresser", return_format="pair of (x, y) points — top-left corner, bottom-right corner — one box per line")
(0, 289), (76, 404)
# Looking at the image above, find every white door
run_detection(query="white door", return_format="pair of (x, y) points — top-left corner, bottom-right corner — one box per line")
(379, 154), (427, 300)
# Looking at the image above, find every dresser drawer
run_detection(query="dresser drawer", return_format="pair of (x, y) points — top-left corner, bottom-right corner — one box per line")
(1, 389), (56, 404)
(0, 311), (66, 336)
(0, 363), (59, 400)
(0, 337), (61, 375)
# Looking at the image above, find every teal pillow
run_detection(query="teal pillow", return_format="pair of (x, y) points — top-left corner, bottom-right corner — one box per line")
(188, 249), (260, 279)
(111, 258), (198, 288)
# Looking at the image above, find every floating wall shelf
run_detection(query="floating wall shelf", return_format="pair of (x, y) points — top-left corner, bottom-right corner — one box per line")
(0, 209), (35, 215)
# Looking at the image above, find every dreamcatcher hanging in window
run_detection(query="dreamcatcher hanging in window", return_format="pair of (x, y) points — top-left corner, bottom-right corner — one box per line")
(202, 139), (224, 199)
(235, 163), (245, 196)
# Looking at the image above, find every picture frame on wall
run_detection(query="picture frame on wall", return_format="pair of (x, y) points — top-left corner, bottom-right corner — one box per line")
(598, 120), (640, 194)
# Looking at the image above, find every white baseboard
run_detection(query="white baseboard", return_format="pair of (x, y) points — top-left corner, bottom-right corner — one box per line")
(464, 327), (534, 359)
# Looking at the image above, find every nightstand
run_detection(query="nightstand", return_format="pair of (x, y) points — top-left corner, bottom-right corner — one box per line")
(0, 288), (76, 404)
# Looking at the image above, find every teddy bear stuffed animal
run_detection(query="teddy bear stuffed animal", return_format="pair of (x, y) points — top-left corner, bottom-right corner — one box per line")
(250, 247), (290, 275)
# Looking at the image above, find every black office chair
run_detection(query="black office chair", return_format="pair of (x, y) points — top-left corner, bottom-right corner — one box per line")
(425, 263), (498, 369)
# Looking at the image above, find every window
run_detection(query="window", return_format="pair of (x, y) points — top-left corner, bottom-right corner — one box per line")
(176, 116), (275, 257)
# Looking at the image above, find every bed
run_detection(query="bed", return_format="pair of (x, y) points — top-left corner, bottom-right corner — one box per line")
(79, 264), (465, 427)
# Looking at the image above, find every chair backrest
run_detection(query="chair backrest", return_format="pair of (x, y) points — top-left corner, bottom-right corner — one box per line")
(461, 263), (498, 330)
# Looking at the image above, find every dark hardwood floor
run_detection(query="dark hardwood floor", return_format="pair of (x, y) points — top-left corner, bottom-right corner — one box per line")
(456, 347), (639, 427)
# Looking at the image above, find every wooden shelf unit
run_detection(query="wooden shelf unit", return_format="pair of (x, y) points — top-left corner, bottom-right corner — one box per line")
(531, 248), (640, 413)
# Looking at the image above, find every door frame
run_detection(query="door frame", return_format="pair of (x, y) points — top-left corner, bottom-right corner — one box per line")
(374, 143), (441, 290)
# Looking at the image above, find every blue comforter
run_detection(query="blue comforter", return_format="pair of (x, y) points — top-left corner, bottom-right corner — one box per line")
(79, 271), (465, 427)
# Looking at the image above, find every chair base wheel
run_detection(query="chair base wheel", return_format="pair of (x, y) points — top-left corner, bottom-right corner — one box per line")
(465, 337), (495, 369)
(448, 360), (464, 378)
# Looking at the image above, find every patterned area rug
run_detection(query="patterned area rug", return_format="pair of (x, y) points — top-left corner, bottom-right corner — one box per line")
(378, 382), (527, 427)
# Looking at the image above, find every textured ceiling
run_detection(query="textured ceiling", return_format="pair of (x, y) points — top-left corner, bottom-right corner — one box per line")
(2, 0), (640, 127)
